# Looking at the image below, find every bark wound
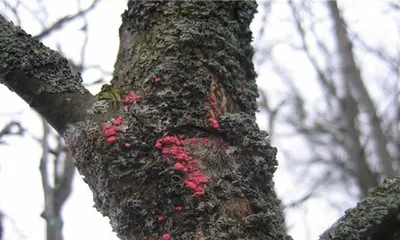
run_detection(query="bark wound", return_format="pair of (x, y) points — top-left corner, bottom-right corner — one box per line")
(209, 68), (229, 116)
(219, 197), (253, 220)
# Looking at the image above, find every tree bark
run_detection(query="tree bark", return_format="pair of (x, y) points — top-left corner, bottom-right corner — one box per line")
(319, 176), (400, 240)
(1, 2), (290, 239)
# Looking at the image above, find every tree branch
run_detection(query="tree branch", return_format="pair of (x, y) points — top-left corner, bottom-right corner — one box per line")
(0, 121), (24, 143)
(320, 175), (400, 240)
(33, 0), (100, 40)
(0, 14), (95, 134)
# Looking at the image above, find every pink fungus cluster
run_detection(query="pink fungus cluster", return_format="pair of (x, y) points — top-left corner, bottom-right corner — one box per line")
(121, 91), (142, 104)
(103, 124), (118, 144)
(103, 116), (130, 147)
(162, 233), (171, 240)
(208, 95), (221, 116)
(114, 116), (123, 125)
(155, 136), (209, 198)
(208, 118), (219, 130)
(157, 215), (167, 222)
(175, 206), (182, 211)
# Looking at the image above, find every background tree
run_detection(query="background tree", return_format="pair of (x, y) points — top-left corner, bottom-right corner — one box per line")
(255, 0), (400, 237)
(0, 0), (108, 239)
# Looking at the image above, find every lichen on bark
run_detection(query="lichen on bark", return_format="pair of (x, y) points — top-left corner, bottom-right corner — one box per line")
(0, 15), (86, 94)
(2, 1), (291, 239)
(62, 1), (291, 239)
(320, 177), (400, 240)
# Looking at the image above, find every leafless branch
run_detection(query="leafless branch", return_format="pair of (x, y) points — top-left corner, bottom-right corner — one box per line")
(0, 121), (24, 144)
(34, 0), (100, 40)
(288, 0), (337, 100)
(39, 118), (75, 240)
(1, 0), (22, 25)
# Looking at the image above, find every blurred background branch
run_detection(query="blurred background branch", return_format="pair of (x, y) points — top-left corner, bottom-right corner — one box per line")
(0, 0), (107, 239)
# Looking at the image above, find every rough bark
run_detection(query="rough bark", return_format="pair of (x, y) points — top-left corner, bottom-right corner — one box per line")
(0, 15), (96, 134)
(1, 2), (289, 239)
(320, 176), (400, 240)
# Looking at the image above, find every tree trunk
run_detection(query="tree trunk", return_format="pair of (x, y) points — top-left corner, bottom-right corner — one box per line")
(0, 2), (289, 239)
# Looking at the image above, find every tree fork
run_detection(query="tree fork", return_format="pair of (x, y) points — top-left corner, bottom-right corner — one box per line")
(1, 1), (290, 239)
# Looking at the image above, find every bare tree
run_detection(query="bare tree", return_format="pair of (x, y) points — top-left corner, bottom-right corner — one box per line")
(255, 0), (400, 237)
(0, 121), (25, 239)
(0, 0), (102, 239)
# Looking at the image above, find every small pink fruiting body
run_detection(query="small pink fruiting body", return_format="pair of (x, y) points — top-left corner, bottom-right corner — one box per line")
(208, 118), (220, 130)
(106, 136), (117, 144)
(155, 136), (209, 197)
(121, 92), (142, 104)
(162, 233), (171, 240)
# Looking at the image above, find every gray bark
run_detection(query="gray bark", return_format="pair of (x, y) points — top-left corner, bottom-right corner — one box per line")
(320, 176), (400, 240)
(1, 2), (289, 239)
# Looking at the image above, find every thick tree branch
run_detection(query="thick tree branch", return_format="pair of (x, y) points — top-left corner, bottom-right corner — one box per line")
(320, 175), (400, 240)
(0, 14), (94, 134)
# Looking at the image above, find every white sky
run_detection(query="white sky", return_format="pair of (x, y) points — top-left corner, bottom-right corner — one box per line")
(0, 1), (396, 240)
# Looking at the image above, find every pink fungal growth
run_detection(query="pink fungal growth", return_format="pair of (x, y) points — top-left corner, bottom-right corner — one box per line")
(157, 216), (166, 221)
(208, 95), (221, 116)
(162, 233), (171, 240)
(121, 92), (142, 104)
(104, 126), (118, 137)
(114, 116), (123, 126)
(107, 136), (117, 144)
(124, 143), (131, 148)
(185, 180), (197, 190)
(155, 136), (209, 197)
(208, 118), (220, 130)
(194, 188), (205, 198)
(174, 162), (187, 173)
(154, 76), (161, 83)
(103, 123), (118, 145)
(102, 117), (125, 145)
(187, 138), (199, 144)
(175, 206), (182, 211)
